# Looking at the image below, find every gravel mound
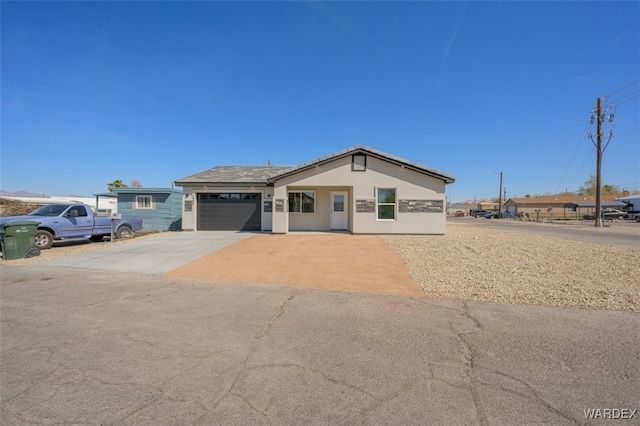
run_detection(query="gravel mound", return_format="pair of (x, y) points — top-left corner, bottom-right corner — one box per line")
(381, 225), (639, 312)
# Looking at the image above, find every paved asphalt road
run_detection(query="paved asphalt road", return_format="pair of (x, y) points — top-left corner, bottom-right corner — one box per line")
(1, 225), (639, 424)
(2, 266), (639, 424)
(448, 217), (640, 249)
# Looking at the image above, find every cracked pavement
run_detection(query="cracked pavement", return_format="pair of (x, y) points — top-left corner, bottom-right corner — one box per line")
(1, 266), (638, 425)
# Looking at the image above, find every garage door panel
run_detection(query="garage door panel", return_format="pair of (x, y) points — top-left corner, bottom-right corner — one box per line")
(197, 195), (261, 231)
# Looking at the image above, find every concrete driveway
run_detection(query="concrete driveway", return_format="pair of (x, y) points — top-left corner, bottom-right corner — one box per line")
(40, 231), (253, 274)
(1, 266), (638, 425)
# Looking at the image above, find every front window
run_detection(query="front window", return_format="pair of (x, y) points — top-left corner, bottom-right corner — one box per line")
(136, 196), (153, 209)
(377, 188), (396, 220)
(288, 191), (315, 213)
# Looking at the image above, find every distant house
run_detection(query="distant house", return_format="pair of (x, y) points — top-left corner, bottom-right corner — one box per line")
(476, 200), (499, 212)
(504, 195), (623, 219)
(96, 188), (183, 231)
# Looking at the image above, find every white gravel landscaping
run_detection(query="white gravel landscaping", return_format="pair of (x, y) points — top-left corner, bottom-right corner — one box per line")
(382, 225), (640, 312)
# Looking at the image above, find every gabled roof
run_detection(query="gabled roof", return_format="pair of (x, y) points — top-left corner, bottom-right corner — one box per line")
(267, 145), (455, 184)
(173, 146), (455, 186)
(174, 166), (291, 186)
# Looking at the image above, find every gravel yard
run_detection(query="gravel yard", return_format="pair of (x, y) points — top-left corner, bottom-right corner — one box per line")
(382, 225), (640, 312)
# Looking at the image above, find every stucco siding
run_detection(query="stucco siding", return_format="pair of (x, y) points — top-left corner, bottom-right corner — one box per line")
(273, 156), (447, 234)
(286, 186), (352, 231)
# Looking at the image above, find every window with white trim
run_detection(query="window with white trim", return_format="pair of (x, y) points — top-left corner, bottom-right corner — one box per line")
(377, 188), (396, 220)
(288, 191), (315, 213)
(136, 195), (153, 209)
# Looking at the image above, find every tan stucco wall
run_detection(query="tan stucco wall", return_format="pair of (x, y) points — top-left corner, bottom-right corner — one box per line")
(285, 186), (351, 231)
(272, 156), (447, 234)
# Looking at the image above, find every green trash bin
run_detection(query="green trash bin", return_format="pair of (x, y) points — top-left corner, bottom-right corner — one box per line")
(1, 221), (41, 260)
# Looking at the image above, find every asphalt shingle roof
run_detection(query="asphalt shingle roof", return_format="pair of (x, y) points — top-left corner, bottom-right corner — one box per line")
(174, 166), (292, 185)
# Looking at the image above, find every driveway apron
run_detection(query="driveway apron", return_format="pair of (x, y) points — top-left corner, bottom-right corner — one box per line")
(164, 234), (424, 297)
(40, 231), (252, 274)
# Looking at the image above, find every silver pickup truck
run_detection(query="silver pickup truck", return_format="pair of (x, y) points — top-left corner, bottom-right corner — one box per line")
(0, 203), (143, 249)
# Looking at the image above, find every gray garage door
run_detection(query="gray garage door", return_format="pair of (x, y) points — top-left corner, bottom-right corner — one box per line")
(197, 193), (262, 231)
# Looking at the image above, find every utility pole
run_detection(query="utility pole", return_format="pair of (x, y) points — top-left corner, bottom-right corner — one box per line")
(498, 172), (503, 219)
(595, 98), (603, 228)
(590, 96), (614, 228)
(487, 171), (503, 218)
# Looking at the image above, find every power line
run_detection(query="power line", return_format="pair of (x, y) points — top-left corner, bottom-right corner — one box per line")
(614, 181), (640, 187)
(608, 90), (640, 105)
(566, 144), (595, 191)
(610, 93), (640, 108)
(554, 125), (590, 194)
(609, 128), (640, 138)
(605, 79), (640, 98)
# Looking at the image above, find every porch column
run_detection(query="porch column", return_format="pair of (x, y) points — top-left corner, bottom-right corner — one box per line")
(272, 184), (288, 233)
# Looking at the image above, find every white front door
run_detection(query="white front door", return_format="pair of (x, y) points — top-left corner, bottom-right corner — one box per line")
(330, 191), (348, 230)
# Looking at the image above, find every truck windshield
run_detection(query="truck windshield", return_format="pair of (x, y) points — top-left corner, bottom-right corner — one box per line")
(27, 204), (70, 216)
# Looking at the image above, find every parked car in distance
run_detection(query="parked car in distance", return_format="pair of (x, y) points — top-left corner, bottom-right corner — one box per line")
(582, 209), (626, 220)
(484, 212), (499, 219)
(455, 210), (465, 217)
(471, 210), (491, 218)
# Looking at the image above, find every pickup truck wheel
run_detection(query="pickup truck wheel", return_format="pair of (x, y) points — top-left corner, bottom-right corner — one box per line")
(115, 226), (133, 239)
(635, 216), (640, 223)
(34, 230), (54, 249)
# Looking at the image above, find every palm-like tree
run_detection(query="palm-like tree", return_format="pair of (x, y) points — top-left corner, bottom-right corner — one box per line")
(107, 179), (128, 192)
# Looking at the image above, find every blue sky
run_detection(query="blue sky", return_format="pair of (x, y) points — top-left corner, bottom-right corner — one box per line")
(2, 1), (638, 202)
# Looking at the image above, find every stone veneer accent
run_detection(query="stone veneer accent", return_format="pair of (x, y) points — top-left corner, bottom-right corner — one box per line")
(356, 199), (376, 213)
(399, 199), (443, 213)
